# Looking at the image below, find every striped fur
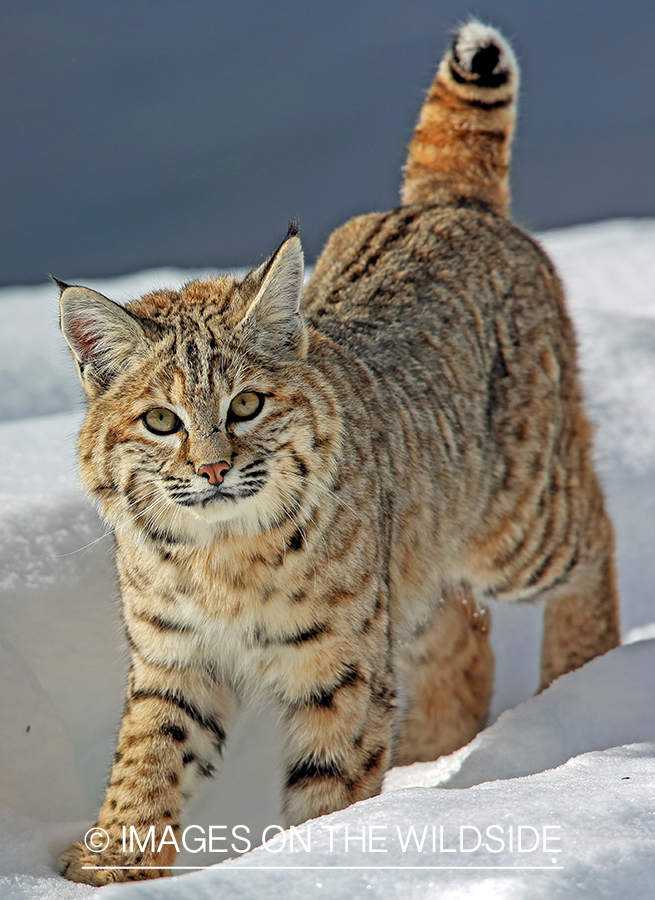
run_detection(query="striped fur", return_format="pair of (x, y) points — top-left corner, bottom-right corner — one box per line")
(59, 21), (619, 885)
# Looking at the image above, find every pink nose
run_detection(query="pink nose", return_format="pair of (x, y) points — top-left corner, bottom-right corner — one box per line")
(197, 461), (230, 485)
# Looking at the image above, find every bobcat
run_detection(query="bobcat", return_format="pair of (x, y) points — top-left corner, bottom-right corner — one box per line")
(59, 20), (619, 884)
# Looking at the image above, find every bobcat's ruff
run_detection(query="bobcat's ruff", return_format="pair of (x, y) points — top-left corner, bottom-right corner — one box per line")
(59, 21), (619, 884)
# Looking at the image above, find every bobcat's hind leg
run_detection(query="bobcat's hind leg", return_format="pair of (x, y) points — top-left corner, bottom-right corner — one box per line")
(539, 552), (620, 691)
(394, 585), (494, 767)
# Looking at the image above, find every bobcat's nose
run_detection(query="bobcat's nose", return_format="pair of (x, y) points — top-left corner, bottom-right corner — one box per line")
(197, 461), (230, 485)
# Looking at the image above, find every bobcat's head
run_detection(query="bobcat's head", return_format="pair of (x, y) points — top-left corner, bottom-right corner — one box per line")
(59, 227), (341, 543)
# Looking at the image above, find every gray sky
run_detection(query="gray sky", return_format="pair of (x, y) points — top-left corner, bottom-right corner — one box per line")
(1, 0), (653, 285)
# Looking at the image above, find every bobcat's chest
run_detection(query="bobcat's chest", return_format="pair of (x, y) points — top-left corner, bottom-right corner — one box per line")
(118, 531), (324, 685)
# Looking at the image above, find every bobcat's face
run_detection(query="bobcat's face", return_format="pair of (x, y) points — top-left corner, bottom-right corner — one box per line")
(60, 232), (341, 541)
(101, 351), (322, 539)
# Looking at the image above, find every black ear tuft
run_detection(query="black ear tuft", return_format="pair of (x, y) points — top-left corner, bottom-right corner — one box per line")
(50, 275), (71, 293)
(286, 220), (300, 239)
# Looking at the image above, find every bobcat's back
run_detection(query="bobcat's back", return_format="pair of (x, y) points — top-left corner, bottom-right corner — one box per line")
(304, 200), (595, 608)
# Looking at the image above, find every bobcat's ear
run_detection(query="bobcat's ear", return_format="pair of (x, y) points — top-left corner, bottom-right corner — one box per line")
(57, 280), (150, 397)
(240, 226), (307, 359)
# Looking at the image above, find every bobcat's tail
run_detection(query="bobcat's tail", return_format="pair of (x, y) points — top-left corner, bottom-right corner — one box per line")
(401, 20), (519, 217)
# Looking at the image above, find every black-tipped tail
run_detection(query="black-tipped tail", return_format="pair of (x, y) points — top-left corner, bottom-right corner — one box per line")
(401, 20), (519, 218)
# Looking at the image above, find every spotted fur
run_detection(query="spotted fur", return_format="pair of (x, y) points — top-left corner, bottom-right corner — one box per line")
(59, 21), (619, 885)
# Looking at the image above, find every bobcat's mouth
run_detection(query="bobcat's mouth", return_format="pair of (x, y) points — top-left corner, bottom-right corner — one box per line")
(172, 486), (230, 507)
(168, 473), (268, 508)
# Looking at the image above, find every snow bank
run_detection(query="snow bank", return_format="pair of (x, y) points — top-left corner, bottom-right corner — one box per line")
(99, 741), (655, 900)
(383, 639), (655, 791)
(1, 220), (654, 898)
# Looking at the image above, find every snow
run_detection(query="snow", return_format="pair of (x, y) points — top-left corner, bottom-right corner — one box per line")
(1, 219), (654, 898)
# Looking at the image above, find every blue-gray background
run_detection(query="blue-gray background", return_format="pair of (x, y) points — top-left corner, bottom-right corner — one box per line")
(2, 0), (653, 285)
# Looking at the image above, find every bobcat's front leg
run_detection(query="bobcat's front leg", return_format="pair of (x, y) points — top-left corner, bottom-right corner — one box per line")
(60, 654), (234, 885)
(277, 632), (396, 826)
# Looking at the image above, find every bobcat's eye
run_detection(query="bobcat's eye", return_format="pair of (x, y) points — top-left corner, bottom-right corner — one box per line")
(229, 391), (264, 422)
(142, 408), (183, 435)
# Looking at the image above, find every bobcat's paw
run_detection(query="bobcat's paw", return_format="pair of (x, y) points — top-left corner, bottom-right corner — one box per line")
(59, 841), (122, 886)
(59, 839), (170, 885)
